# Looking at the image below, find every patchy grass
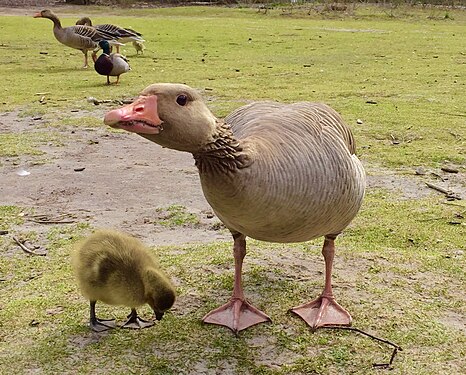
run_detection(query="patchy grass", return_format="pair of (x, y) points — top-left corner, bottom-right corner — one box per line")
(0, 5), (465, 375)
(155, 204), (201, 228)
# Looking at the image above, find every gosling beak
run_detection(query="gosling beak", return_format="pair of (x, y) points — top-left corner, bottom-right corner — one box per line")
(103, 95), (163, 135)
(155, 311), (164, 321)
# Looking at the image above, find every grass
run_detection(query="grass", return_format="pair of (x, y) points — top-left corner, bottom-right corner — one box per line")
(0, 4), (465, 375)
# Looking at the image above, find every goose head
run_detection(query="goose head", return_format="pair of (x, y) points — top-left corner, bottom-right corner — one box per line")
(33, 9), (55, 20)
(104, 83), (218, 153)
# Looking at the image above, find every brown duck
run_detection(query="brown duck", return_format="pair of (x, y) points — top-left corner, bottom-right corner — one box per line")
(103, 83), (366, 334)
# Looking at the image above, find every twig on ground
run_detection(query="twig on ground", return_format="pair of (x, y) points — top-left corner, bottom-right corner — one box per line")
(27, 213), (76, 224)
(320, 325), (402, 369)
(425, 182), (462, 200)
(12, 236), (47, 256)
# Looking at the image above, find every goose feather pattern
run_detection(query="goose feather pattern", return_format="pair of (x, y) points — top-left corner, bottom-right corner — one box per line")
(104, 83), (366, 333)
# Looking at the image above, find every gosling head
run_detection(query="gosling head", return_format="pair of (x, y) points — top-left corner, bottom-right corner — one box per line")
(144, 268), (176, 321)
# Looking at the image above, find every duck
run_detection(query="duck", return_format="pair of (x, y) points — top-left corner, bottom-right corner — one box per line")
(103, 83), (366, 334)
(76, 16), (144, 54)
(72, 229), (176, 332)
(92, 40), (131, 85)
(34, 9), (122, 68)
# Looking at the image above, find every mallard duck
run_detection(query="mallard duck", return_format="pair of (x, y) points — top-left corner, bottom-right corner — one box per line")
(92, 40), (131, 85)
(76, 16), (144, 54)
(72, 229), (176, 332)
(34, 9), (122, 68)
(103, 83), (366, 334)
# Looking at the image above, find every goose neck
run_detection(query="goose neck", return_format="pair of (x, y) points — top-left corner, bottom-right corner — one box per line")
(193, 121), (251, 175)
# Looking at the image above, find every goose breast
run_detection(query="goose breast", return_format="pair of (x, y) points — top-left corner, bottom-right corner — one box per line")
(200, 101), (365, 243)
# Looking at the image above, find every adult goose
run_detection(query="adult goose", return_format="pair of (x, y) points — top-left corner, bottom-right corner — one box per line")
(92, 40), (131, 85)
(104, 83), (366, 334)
(76, 16), (144, 54)
(34, 10), (121, 68)
(72, 229), (176, 332)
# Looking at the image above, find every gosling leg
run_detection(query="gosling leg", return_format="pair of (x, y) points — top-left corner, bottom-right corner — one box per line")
(89, 300), (116, 332)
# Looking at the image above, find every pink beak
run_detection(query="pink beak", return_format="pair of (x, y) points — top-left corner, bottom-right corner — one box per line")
(104, 95), (163, 135)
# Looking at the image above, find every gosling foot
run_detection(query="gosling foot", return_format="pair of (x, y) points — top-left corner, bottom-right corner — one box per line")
(121, 309), (154, 329)
(90, 318), (117, 332)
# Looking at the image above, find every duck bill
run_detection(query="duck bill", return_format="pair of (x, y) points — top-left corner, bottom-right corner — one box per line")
(103, 95), (163, 135)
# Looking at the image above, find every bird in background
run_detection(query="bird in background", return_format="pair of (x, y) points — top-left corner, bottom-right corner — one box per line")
(34, 9), (122, 68)
(92, 40), (131, 85)
(72, 229), (176, 332)
(76, 16), (145, 54)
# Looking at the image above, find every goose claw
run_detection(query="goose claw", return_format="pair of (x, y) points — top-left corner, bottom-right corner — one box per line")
(203, 298), (271, 334)
(290, 295), (352, 331)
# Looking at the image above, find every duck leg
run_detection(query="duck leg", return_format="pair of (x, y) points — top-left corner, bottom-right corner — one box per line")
(291, 235), (352, 331)
(121, 308), (154, 329)
(203, 233), (271, 334)
(89, 300), (116, 332)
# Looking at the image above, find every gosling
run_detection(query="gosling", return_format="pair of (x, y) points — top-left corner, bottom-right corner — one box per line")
(132, 40), (145, 55)
(72, 230), (176, 332)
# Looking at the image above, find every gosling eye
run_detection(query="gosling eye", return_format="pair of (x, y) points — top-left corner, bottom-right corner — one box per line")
(176, 94), (188, 106)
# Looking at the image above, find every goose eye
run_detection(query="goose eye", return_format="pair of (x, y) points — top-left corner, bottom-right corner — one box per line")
(176, 94), (188, 106)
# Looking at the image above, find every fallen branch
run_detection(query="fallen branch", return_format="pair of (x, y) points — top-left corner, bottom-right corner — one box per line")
(320, 325), (402, 369)
(425, 182), (461, 200)
(12, 237), (47, 256)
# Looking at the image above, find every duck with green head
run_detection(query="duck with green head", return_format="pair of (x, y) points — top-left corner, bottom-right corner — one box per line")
(92, 40), (131, 85)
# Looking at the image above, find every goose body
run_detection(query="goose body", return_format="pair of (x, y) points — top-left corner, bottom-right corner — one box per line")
(92, 40), (131, 85)
(72, 229), (176, 331)
(104, 83), (366, 333)
(76, 17), (144, 53)
(34, 10), (121, 68)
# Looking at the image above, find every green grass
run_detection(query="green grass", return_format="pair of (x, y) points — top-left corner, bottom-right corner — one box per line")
(156, 204), (201, 227)
(0, 5), (465, 375)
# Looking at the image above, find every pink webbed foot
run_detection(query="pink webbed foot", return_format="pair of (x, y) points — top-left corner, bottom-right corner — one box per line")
(203, 298), (271, 334)
(291, 295), (352, 331)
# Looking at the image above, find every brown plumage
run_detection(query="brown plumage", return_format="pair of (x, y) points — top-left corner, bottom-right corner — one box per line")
(76, 16), (144, 54)
(103, 83), (365, 333)
(34, 10), (121, 68)
(72, 229), (176, 332)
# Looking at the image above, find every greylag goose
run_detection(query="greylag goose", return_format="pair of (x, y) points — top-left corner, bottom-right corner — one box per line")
(72, 229), (176, 332)
(76, 16), (145, 54)
(34, 9), (122, 68)
(92, 40), (131, 85)
(103, 84), (366, 334)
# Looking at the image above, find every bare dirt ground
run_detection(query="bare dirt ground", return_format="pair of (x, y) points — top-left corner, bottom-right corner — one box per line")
(0, 108), (231, 246)
(1, 105), (464, 249)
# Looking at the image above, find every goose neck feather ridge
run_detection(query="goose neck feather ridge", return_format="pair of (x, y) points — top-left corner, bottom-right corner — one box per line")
(193, 120), (252, 175)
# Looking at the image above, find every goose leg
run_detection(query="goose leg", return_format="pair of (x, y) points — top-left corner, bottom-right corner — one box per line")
(291, 235), (352, 331)
(83, 50), (89, 68)
(203, 233), (271, 334)
(121, 308), (154, 329)
(106, 76), (111, 85)
(89, 300), (116, 332)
